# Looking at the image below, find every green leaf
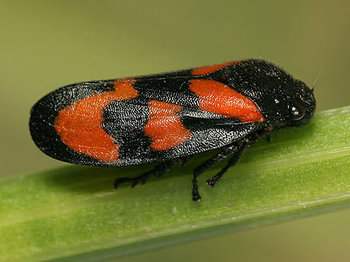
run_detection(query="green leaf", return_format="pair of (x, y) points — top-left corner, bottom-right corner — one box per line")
(1, 106), (350, 262)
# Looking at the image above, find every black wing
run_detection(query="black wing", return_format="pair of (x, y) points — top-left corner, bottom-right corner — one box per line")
(30, 61), (265, 166)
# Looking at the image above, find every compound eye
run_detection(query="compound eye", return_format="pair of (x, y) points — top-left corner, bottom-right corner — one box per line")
(291, 102), (306, 121)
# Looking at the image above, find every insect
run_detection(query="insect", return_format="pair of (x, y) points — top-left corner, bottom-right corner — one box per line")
(30, 59), (316, 201)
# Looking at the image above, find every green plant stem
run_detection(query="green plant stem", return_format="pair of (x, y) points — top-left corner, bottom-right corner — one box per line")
(1, 106), (350, 262)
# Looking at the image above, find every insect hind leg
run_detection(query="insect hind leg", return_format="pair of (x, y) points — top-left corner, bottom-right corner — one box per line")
(114, 158), (183, 189)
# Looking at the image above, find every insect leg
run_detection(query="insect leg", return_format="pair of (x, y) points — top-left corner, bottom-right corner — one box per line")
(207, 132), (261, 187)
(206, 141), (247, 187)
(114, 158), (184, 189)
(192, 144), (239, 201)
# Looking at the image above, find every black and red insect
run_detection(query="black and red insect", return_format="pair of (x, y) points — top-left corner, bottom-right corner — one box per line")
(30, 59), (316, 201)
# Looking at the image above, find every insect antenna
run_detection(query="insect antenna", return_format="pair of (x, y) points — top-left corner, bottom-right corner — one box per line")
(311, 68), (325, 91)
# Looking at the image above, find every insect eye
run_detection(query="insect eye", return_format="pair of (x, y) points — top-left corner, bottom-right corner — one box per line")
(291, 103), (306, 121)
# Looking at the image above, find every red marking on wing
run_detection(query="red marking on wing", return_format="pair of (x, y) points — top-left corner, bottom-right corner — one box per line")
(54, 79), (138, 163)
(189, 79), (264, 122)
(144, 100), (192, 151)
(191, 61), (240, 76)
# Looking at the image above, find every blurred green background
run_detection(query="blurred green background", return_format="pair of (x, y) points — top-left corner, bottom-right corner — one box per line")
(0, 0), (349, 261)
